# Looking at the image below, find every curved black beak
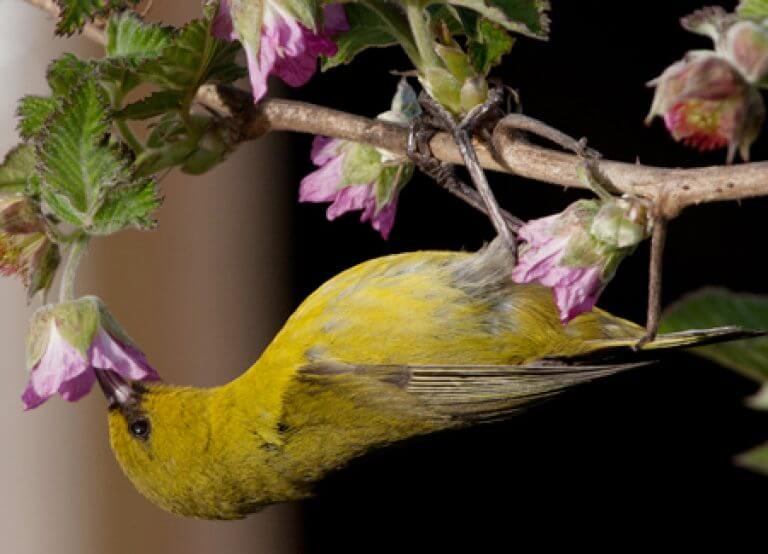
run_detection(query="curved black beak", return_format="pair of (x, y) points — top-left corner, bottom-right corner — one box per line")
(95, 369), (133, 409)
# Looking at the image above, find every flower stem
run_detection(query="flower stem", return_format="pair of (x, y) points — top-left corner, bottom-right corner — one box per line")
(59, 235), (88, 303)
(111, 86), (144, 155)
(404, 1), (440, 70)
(117, 118), (144, 155)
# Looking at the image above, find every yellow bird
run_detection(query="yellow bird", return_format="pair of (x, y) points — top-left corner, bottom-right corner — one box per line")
(96, 239), (754, 519)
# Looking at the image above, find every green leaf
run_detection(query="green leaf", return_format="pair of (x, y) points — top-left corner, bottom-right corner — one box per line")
(735, 442), (768, 475)
(322, 2), (410, 70)
(97, 13), (174, 92)
(738, 0), (768, 20)
(140, 17), (245, 95)
(18, 55), (92, 141)
(47, 53), (91, 95)
(434, 0), (550, 39)
(55, 0), (139, 36)
(468, 18), (515, 75)
(660, 288), (768, 383)
(106, 11), (173, 58)
(90, 178), (161, 235)
(37, 78), (129, 226)
(0, 145), (37, 194)
(17, 96), (58, 140)
(118, 90), (184, 120)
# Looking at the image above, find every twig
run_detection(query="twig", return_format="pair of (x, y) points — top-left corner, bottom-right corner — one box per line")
(24, 0), (768, 218)
(638, 218), (669, 346)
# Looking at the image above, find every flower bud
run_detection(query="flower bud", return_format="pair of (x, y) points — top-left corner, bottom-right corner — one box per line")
(420, 67), (464, 115)
(461, 76), (490, 113)
(1, 231), (60, 297)
(0, 194), (44, 234)
(590, 196), (653, 249)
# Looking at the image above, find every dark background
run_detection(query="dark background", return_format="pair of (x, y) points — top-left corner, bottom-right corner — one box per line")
(284, 0), (768, 549)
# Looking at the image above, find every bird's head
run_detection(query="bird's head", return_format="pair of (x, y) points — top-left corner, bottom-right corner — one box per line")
(96, 370), (269, 519)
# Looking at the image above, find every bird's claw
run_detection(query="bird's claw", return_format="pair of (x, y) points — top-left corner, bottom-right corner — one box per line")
(458, 85), (507, 135)
(407, 115), (456, 186)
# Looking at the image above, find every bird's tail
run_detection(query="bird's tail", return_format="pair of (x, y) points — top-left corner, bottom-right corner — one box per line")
(572, 326), (765, 362)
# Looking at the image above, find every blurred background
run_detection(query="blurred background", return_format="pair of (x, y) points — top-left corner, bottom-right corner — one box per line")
(2, 0), (768, 552)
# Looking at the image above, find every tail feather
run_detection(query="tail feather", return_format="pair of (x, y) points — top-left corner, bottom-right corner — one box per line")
(570, 326), (766, 363)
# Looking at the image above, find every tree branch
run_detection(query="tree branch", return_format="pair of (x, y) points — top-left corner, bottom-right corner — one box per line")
(25, 0), (768, 218)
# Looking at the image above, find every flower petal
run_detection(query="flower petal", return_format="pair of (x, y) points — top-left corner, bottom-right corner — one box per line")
(368, 194), (398, 239)
(323, 4), (350, 36)
(272, 26), (333, 87)
(58, 369), (97, 403)
(310, 136), (343, 166)
(29, 322), (90, 401)
(511, 235), (569, 283)
(249, 37), (275, 103)
(89, 329), (159, 381)
(211, 0), (236, 41)
(299, 153), (345, 202)
(326, 184), (374, 220)
(552, 266), (603, 323)
(21, 381), (47, 410)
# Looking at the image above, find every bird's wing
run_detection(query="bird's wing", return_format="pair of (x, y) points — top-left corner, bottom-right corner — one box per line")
(297, 359), (650, 422)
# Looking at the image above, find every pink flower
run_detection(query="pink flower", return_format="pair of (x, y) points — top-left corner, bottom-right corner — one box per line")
(213, 1), (348, 102)
(646, 8), (768, 161)
(647, 53), (765, 161)
(512, 199), (651, 323)
(299, 137), (400, 239)
(298, 79), (418, 238)
(22, 297), (159, 410)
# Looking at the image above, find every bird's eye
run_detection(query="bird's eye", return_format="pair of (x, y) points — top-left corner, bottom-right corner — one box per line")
(129, 418), (150, 439)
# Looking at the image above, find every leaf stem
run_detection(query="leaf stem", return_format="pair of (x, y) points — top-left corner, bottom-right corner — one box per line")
(111, 88), (145, 155)
(59, 235), (88, 304)
(116, 118), (145, 155)
(403, 1), (440, 70)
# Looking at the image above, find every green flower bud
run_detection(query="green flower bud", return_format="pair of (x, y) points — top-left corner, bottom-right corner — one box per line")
(460, 76), (490, 113)
(590, 197), (653, 249)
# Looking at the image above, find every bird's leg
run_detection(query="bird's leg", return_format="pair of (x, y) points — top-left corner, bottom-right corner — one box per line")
(636, 215), (669, 348)
(407, 114), (523, 231)
(415, 89), (518, 249)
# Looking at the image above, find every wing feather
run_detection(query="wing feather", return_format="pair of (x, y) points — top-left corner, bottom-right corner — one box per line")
(299, 360), (650, 422)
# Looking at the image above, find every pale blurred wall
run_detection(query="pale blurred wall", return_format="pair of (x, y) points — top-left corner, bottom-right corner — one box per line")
(0, 1), (300, 553)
